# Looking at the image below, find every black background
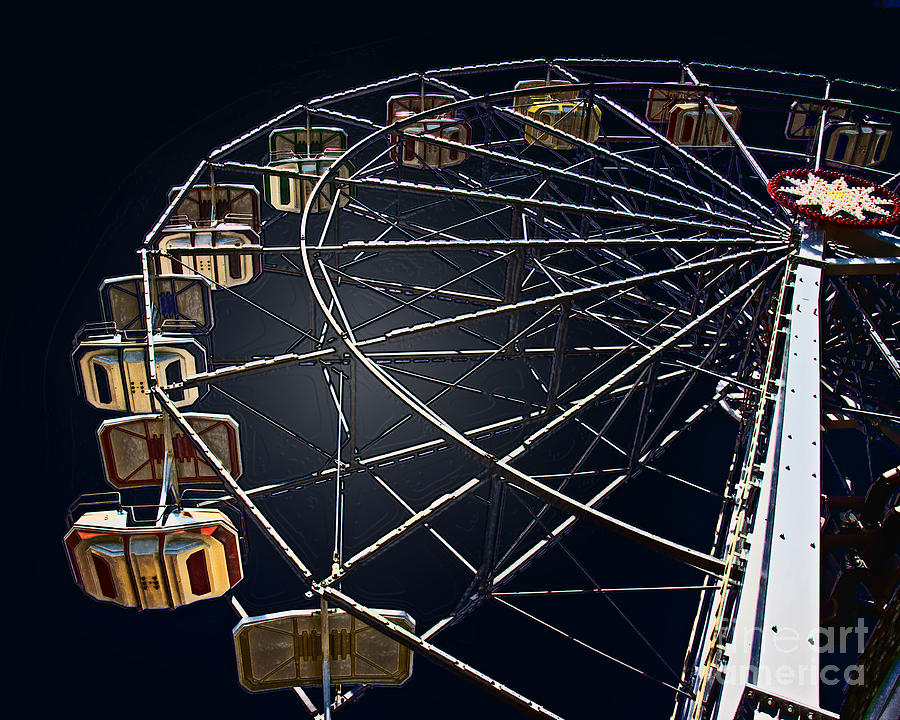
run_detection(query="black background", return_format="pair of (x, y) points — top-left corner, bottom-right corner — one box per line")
(9, 2), (899, 718)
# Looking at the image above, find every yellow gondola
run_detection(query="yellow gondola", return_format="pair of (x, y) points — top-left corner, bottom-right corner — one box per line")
(72, 331), (207, 413)
(512, 80), (601, 149)
(233, 608), (415, 690)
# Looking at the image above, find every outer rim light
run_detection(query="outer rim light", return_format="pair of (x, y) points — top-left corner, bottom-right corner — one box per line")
(767, 168), (900, 228)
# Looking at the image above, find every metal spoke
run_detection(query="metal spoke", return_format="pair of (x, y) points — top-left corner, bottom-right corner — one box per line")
(493, 596), (692, 699)
(353, 247), (783, 348)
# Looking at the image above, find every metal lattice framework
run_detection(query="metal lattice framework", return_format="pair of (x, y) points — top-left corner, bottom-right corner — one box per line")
(73, 59), (900, 720)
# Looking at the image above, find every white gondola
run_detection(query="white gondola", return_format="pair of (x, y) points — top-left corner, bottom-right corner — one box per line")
(233, 608), (415, 690)
(785, 101), (892, 168)
(821, 120), (892, 168)
(666, 102), (741, 147)
(512, 80), (601, 149)
(99, 274), (213, 335)
(72, 330), (207, 413)
(97, 412), (241, 489)
(387, 95), (471, 169)
(264, 127), (353, 213)
(64, 506), (242, 610)
(156, 184), (263, 289)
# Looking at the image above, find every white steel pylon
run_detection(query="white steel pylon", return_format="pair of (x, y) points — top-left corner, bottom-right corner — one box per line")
(710, 222), (831, 720)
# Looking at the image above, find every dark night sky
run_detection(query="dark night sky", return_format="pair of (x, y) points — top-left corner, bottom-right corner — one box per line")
(10, 3), (898, 718)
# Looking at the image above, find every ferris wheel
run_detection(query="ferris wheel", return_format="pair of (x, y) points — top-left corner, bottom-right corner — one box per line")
(65, 59), (900, 720)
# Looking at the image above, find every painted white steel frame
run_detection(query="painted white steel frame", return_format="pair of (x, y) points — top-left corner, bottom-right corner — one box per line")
(713, 222), (827, 720)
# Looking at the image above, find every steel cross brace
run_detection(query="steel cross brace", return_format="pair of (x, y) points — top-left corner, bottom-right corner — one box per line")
(544, 62), (784, 234)
(311, 237), (783, 251)
(482, 264), (779, 583)
(682, 65), (770, 193)
(308, 213), (780, 585)
(337, 124), (764, 231)
(210, 367), (693, 508)
(336, 176), (781, 239)
(151, 386), (565, 720)
(834, 280), (900, 383)
(162, 348), (339, 392)
(304, 249), (780, 583)
(492, 100), (782, 232)
(576, 94), (787, 232)
(354, 246), (784, 349)
(147, 237), (783, 254)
